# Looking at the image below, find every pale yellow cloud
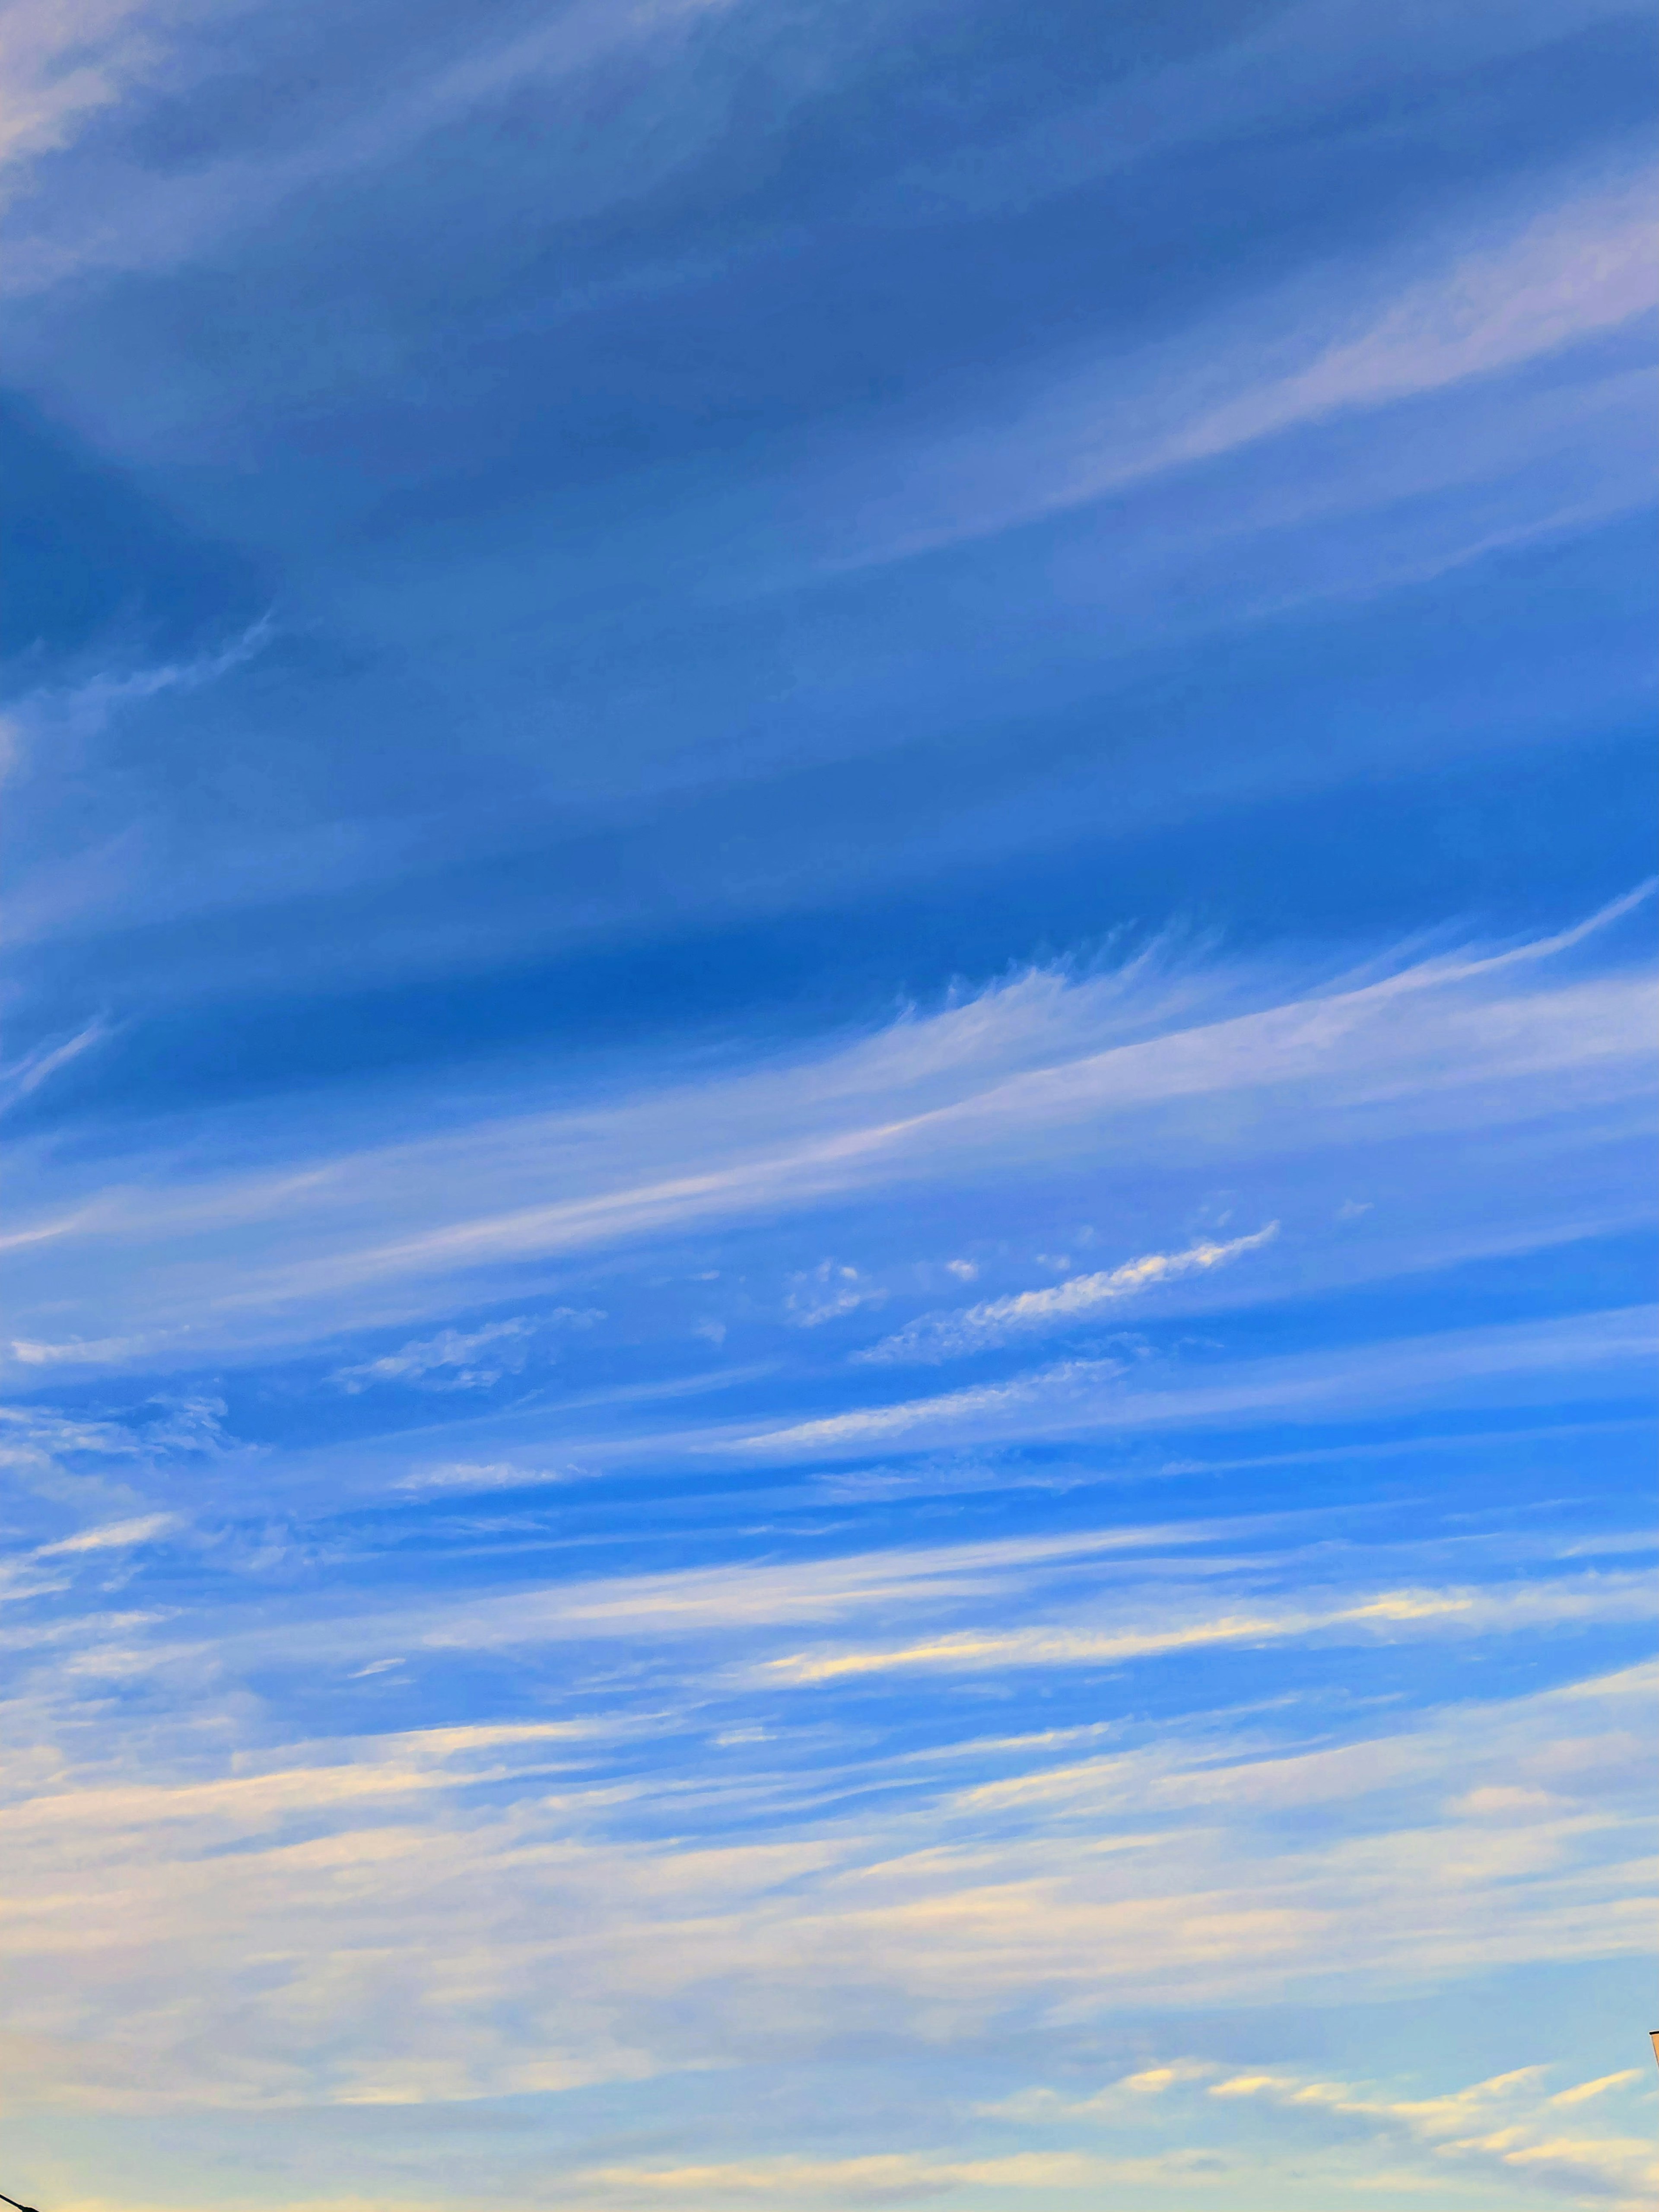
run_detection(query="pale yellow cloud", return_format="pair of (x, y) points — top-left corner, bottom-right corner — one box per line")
(35, 1512), (176, 1554)
(759, 1573), (1645, 1685)
(1551, 2067), (1641, 2105)
(993, 2050), (1659, 2208)
(569, 2146), (1235, 2201)
(0, 1645), (1648, 2126)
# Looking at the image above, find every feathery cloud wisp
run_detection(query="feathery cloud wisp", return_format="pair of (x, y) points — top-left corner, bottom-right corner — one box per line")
(331, 1308), (601, 1392)
(859, 1223), (1279, 1363)
(34, 1511), (178, 1556)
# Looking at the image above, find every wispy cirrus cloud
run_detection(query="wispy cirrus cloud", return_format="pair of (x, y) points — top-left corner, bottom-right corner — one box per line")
(330, 1307), (601, 1392)
(0, 1648), (1648, 2120)
(858, 1224), (1279, 1363)
(833, 169), (1659, 568)
(1140, 173), (1659, 492)
(0, 0), (752, 299)
(986, 2053), (1658, 2211)
(393, 1458), (578, 1495)
(33, 1511), (178, 1556)
(552, 2147), (1239, 2203)
(0, 1015), (111, 1114)
(0, 0), (195, 194)
(3, 896), (1651, 1376)
(10, 1330), (159, 1367)
(0, 618), (273, 765)
(759, 1572), (1655, 1686)
(737, 1306), (1658, 1460)
(783, 1260), (886, 1328)
(874, 0), (1645, 230)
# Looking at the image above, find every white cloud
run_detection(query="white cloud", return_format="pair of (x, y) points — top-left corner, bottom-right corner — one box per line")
(739, 1357), (1122, 1453)
(1203, 2058), (1659, 2201)
(1158, 178), (1659, 470)
(784, 1261), (886, 1328)
(0, 620), (275, 797)
(758, 1571), (1655, 1686)
(332, 1317), (534, 1392)
(0, 1016), (111, 1115)
(860, 1224), (1279, 1363)
(0, 0), (188, 195)
(875, 0), (1642, 234)
(34, 1512), (177, 1556)
(836, 170), (1659, 566)
(10, 1332), (156, 1367)
(355, 1518), (1272, 1657)
(0, 1393), (227, 1529)
(331, 1308), (601, 1392)
(736, 1304), (1658, 1459)
(0, 0), (749, 299)
(990, 2050), (1659, 2209)
(393, 1460), (574, 1496)
(255, 1512), (1656, 1687)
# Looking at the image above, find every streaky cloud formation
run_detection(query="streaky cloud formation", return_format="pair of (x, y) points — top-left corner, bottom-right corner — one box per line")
(858, 1223), (1281, 1363)
(0, 1), (1654, 2207)
(331, 1308), (603, 1392)
(833, 167), (1659, 569)
(3, 892), (1652, 1376)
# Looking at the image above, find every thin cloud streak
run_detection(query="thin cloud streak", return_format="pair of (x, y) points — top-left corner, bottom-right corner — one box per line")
(760, 1573), (1656, 1685)
(735, 1306), (1658, 1459)
(859, 1224), (1280, 1363)
(33, 1511), (177, 1556)
(0, 0), (749, 297)
(873, 0), (1645, 230)
(986, 2053), (1658, 2211)
(834, 171), (1659, 568)
(0, 1015), (111, 1114)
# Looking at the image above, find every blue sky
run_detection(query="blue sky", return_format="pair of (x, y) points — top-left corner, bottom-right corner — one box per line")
(0, 2), (1655, 2207)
